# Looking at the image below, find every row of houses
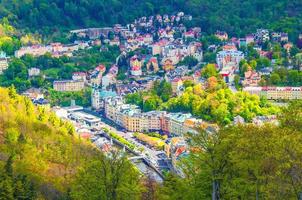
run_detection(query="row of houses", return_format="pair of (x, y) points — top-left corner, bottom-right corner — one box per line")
(15, 42), (89, 58)
(243, 86), (302, 100)
(104, 96), (217, 136)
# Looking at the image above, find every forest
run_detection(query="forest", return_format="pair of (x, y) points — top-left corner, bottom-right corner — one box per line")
(0, 0), (301, 38)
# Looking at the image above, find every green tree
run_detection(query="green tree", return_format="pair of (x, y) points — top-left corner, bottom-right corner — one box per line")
(201, 64), (218, 78)
(0, 176), (14, 200)
(179, 56), (198, 69)
(234, 75), (240, 90)
(71, 151), (142, 200)
(270, 73), (281, 85)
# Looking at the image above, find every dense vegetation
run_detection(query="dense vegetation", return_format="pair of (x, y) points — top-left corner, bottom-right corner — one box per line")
(0, 0), (301, 38)
(0, 86), (142, 199)
(126, 73), (279, 125)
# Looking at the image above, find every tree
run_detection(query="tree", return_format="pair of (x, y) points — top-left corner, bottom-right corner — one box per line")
(202, 64), (218, 78)
(290, 45), (300, 57)
(5, 156), (13, 177)
(183, 80), (194, 88)
(184, 129), (231, 200)
(256, 57), (270, 70)
(239, 61), (250, 76)
(0, 176), (14, 200)
(270, 73), (281, 85)
(234, 75), (240, 90)
(207, 76), (218, 91)
(249, 60), (257, 69)
(288, 70), (300, 86)
(279, 100), (302, 131)
(71, 151), (142, 200)
(143, 96), (162, 112)
(141, 174), (158, 200)
(179, 56), (198, 69)
(203, 52), (216, 63)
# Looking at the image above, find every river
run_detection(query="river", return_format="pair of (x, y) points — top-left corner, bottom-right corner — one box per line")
(92, 135), (164, 182)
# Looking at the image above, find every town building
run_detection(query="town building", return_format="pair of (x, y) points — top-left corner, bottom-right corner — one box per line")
(255, 29), (270, 43)
(91, 88), (117, 110)
(130, 55), (143, 76)
(171, 78), (183, 94)
(22, 88), (44, 100)
(245, 35), (255, 45)
(168, 113), (192, 136)
(215, 31), (228, 41)
(216, 50), (244, 69)
(242, 68), (261, 86)
(15, 45), (52, 58)
(162, 58), (175, 71)
(219, 64), (236, 83)
(103, 97), (202, 136)
(243, 86), (302, 100)
(102, 73), (116, 89)
(69, 111), (102, 127)
(72, 72), (87, 81)
(53, 80), (85, 92)
(0, 58), (8, 74)
(146, 57), (159, 72)
(28, 68), (41, 77)
(271, 32), (288, 43)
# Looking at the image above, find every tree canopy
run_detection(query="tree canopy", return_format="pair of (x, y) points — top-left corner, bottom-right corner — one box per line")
(0, 0), (301, 38)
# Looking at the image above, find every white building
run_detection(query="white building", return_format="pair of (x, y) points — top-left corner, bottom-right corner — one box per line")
(91, 88), (117, 110)
(102, 74), (116, 89)
(0, 58), (8, 74)
(28, 68), (41, 77)
(216, 50), (244, 69)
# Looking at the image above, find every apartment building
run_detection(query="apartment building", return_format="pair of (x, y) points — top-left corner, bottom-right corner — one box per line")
(167, 113), (192, 136)
(15, 45), (52, 58)
(104, 97), (201, 135)
(216, 50), (244, 69)
(243, 86), (302, 100)
(91, 88), (117, 110)
(53, 80), (85, 92)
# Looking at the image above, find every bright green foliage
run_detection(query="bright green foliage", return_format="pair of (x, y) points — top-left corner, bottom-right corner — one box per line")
(127, 79), (278, 125)
(48, 88), (92, 107)
(107, 130), (136, 150)
(201, 64), (218, 78)
(262, 67), (302, 86)
(125, 80), (173, 112)
(70, 151), (142, 200)
(0, 19), (21, 56)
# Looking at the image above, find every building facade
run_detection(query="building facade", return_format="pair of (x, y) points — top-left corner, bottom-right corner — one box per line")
(53, 80), (85, 92)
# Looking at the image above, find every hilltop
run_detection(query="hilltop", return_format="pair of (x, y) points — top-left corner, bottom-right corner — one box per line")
(0, 0), (301, 37)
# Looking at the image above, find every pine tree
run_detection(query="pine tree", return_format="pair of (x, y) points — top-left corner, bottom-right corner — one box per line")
(0, 176), (14, 200)
(5, 156), (13, 177)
